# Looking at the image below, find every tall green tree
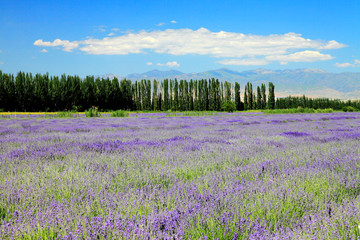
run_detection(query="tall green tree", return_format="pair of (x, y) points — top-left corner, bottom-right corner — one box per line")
(189, 79), (194, 111)
(169, 80), (173, 110)
(24, 73), (34, 111)
(15, 71), (26, 111)
(235, 82), (241, 111)
(244, 84), (248, 110)
(146, 80), (151, 110)
(256, 86), (262, 110)
(184, 80), (189, 111)
(152, 80), (158, 110)
(261, 83), (266, 109)
(174, 79), (179, 111)
(163, 79), (169, 111)
(179, 80), (184, 111)
(194, 80), (199, 111)
(204, 79), (209, 110)
(268, 82), (275, 109)
(110, 77), (120, 110)
(82, 76), (95, 110)
(225, 81), (231, 102)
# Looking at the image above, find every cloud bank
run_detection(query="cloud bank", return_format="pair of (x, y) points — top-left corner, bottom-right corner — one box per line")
(34, 28), (346, 65)
(157, 61), (180, 67)
(335, 59), (360, 68)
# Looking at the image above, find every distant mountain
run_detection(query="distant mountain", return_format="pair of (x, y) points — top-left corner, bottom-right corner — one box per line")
(126, 69), (184, 79)
(99, 68), (360, 100)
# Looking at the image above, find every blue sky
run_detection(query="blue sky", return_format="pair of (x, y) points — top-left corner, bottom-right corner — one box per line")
(0, 0), (359, 77)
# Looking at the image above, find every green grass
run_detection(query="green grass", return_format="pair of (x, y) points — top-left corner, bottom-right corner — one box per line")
(264, 107), (334, 114)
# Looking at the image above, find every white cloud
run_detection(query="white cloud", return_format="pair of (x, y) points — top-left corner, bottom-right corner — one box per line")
(146, 62), (153, 65)
(40, 49), (48, 53)
(157, 61), (180, 67)
(111, 28), (121, 32)
(319, 40), (347, 50)
(157, 22), (165, 26)
(335, 62), (353, 68)
(218, 58), (269, 66)
(108, 32), (115, 36)
(34, 39), (79, 52)
(335, 59), (360, 68)
(170, 20), (177, 24)
(33, 28), (345, 65)
(266, 50), (334, 62)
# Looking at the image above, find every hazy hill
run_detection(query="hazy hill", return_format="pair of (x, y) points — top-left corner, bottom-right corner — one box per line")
(126, 69), (183, 80)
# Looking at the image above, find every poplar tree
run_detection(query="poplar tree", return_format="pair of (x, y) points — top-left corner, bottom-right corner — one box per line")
(169, 80), (173, 110)
(0, 71), (6, 111)
(268, 82), (275, 109)
(163, 79), (169, 111)
(15, 71), (26, 111)
(235, 82), (241, 111)
(215, 79), (221, 111)
(136, 81), (142, 110)
(204, 80), (209, 110)
(220, 82), (224, 105)
(146, 80), (151, 110)
(189, 80), (194, 110)
(225, 81), (231, 102)
(179, 80), (184, 111)
(184, 80), (189, 111)
(110, 77), (120, 110)
(152, 80), (158, 110)
(24, 73), (34, 111)
(244, 84), (248, 110)
(261, 83), (266, 109)
(194, 80), (199, 111)
(174, 79), (179, 111)
(256, 86), (262, 109)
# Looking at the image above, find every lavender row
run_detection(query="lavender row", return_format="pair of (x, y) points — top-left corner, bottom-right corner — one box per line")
(0, 112), (360, 239)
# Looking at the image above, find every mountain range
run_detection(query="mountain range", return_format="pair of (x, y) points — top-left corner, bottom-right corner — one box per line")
(98, 68), (360, 100)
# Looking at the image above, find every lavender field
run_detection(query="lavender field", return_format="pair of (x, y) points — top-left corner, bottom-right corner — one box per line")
(1, 112), (360, 239)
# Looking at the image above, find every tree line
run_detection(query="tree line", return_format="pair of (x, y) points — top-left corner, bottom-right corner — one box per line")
(275, 95), (360, 110)
(0, 70), (277, 112)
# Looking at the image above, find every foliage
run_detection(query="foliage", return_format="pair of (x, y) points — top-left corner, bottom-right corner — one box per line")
(222, 100), (236, 112)
(264, 107), (334, 114)
(111, 110), (129, 117)
(0, 70), (274, 112)
(268, 82), (275, 109)
(276, 95), (360, 110)
(4, 70), (359, 114)
(85, 107), (101, 117)
(57, 111), (78, 118)
(343, 106), (356, 112)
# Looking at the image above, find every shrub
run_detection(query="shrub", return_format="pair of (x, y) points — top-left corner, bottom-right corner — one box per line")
(315, 108), (333, 113)
(85, 107), (101, 117)
(222, 101), (236, 112)
(343, 106), (355, 112)
(57, 111), (74, 118)
(111, 110), (129, 117)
